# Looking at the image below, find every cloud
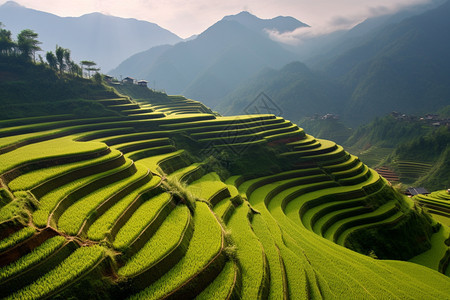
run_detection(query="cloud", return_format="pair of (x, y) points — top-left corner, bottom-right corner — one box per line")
(3, 0), (435, 38)
(265, 0), (433, 45)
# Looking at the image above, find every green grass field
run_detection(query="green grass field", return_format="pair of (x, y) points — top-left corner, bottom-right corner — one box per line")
(0, 89), (449, 299)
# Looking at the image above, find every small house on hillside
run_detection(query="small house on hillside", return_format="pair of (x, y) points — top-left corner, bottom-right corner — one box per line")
(406, 187), (429, 196)
(137, 80), (148, 87)
(123, 77), (135, 84)
(104, 75), (113, 83)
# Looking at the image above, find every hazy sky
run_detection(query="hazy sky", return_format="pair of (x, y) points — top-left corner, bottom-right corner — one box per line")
(1, 0), (432, 38)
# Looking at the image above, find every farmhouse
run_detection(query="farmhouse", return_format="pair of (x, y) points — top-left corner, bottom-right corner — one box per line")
(406, 187), (429, 196)
(137, 80), (148, 87)
(122, 77), (134, 84)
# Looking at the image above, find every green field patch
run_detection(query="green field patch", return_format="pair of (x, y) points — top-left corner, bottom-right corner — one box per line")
(334, 202), (401, 245)
(0, 235), (65, 281)
(57, 162), (148, 235)
(410, 225), (449, 270)
(130, 202), (223, 300)
(168, 163), (204, 184)
(8, 149), (121, 192)
(113, 192), (172, 250)
(118, 205), (190, 277)
(87, 175), (161, 241)
(196, 261), (238, 300)
(74, 127), (136, 142)
(32, 156), (129, 228)
(135, 150), (186, 175)
(187, 172), (230, 205)
(303, 198), (366, 232)
(0, 136), (108, 175)
(0, 227), (36, 252)
(0, 129), (61, 151)
(6, 245), (105, 300)
(252, 214), (287, 300)
(228, 204), (268, 299)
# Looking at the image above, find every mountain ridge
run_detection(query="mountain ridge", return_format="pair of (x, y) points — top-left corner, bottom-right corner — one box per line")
(0, 1), (182, 71)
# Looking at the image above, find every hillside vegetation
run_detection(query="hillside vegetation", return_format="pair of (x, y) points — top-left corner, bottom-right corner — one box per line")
(0, 60), (449, 298)
(220, 1), (450, 126)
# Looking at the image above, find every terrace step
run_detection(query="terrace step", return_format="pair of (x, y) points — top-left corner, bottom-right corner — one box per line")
(112, 192), (175, 253)
(43, 157), (132, 228)
(228, 204), (270, 299)
(136, 150), (188, 175)
(169, 163), (205, 185)
(8, 149), (121, 194)
(117, 205), (193, 292)
(130, 202), (225, 299)
(0, 237), (76, 296)
(187, 172), (231, 206)
(113, 138), (172, 154)
(5, 245), (107, 299)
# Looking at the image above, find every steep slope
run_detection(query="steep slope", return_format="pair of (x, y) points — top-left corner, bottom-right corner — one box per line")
(219, 61), (347, 121)
(110, 13), (300, 107)
(219, 1), (450, 126)
(1, 80), (449, 298)
(327, 0), (450, 124)
(0, 1), (182, 71)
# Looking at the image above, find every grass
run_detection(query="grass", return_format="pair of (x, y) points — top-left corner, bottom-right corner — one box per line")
(409, 225), (450, 270)
(32, 158), (130, 228)
(0, 136), (107, 174)
(118, 205), (190, 277)
(6, 245), (105, 300)
(113, 193), (172, 250)
(228, 204), (267, 299)
(187, 172), (229, 203)
(87, 176), (161, 241)
(57, 161), (145, 235)
(0, 227), (36, 252)
(130, 202), (222, 300)
(195, 262), (236, 300)
(8, 149), (121, 191)
(251, 214), (286, 300)
(0, 235), (66, 281)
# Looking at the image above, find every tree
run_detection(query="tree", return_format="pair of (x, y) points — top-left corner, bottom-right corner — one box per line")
(69, 61), (82, 77)
(63, 48), (71, 74)
(46, 51), (57, 70)
(55, 45), (65, 74)
(80, 60), (98, 78)
(0, 22), (15, 55)
(17, 29), (41, 61)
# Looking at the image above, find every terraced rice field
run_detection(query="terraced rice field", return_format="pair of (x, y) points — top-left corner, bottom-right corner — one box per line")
(0, 94), (449, 299)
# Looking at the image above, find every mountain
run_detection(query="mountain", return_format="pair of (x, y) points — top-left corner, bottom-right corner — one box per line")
(296, 0), (447, 66)
(0, 1), (182, 71)
(221, 1), (450, 126)
(110, 12), (302, 107)
(222, 11), (309, 34)
(333, 0), (450, 124)
(219, 61), (347, 122)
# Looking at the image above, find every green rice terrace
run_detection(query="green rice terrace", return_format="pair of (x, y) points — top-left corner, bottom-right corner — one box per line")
(1, 88), (450, 299)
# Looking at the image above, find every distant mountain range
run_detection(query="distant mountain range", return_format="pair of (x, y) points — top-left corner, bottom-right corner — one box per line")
(220, 0), (450, 125)
(2, 0), (449, 127)
(109, 12), (307, 107)
(0, 1), (182, 71)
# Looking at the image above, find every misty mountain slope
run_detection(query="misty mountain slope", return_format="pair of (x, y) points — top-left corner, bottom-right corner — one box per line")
(222, 10), (309, 34)
(220, 61), (347, 120)
(222, 0), (450, 126)
(303, 0), (447, 68)
(0, 1), (181, 71)
(111, 15), (301, 106)
(337, 0), (450, 124)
